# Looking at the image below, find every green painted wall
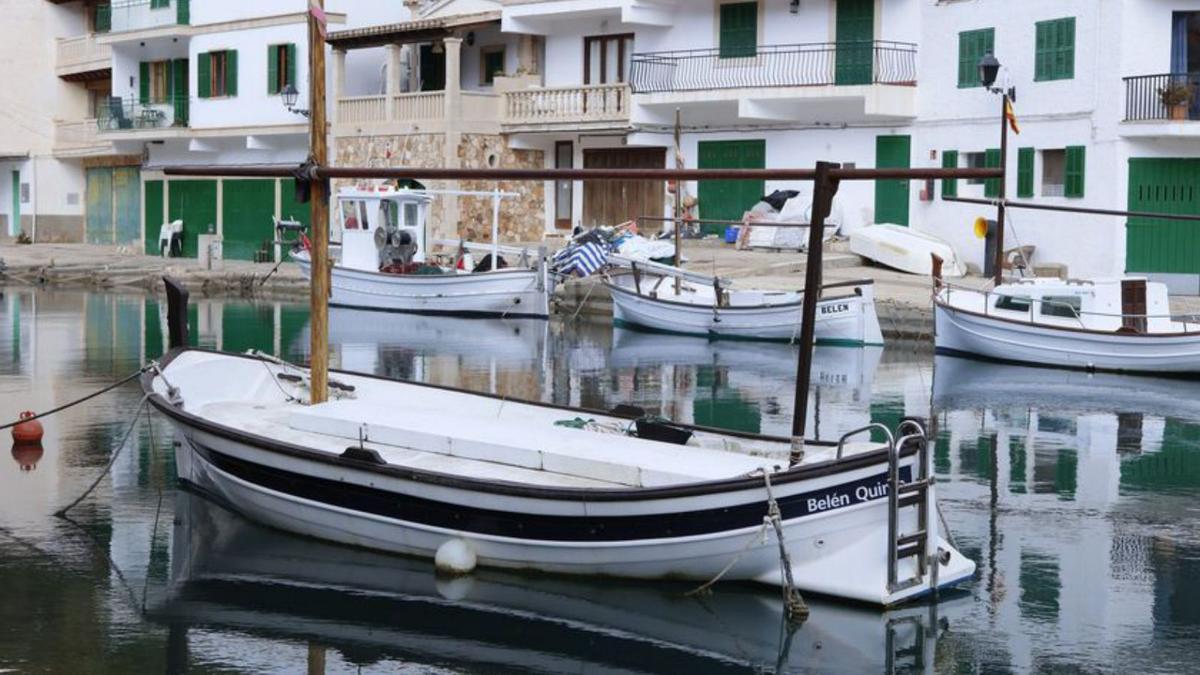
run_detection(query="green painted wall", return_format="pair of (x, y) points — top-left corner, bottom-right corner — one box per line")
(167, 179), (217, 258)
(221, 179), (276, 261)
(280, 178), (311, 228)
(144, 180), (164, 254)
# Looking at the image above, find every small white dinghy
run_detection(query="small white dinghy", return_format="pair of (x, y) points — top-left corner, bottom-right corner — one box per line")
(933, 268), (1200, 374)
(604, 262), (883, 345)
(292, 186), (550, 318)
(851, 224), (967, 277)
(145, 296), (972, 607)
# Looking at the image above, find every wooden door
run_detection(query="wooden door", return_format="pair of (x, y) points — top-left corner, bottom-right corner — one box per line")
(836, 0), (874, 85)
(582, 148), (666, 228)
(697, 139), (766, 235)
(1121, 278), (1147, 333)
(875, 135), (911, 226)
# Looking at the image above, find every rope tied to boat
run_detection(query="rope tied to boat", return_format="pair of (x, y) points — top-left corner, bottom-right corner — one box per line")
(0, 364), (153, 432)
(684, 469), (809, 624)
(55, 394), (151, 517)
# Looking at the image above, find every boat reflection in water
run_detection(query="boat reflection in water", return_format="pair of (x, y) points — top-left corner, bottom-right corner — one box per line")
(154, 491), (970, 673)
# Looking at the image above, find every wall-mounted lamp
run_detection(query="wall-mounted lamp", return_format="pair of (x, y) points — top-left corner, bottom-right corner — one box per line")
(280, 84), (309, 117)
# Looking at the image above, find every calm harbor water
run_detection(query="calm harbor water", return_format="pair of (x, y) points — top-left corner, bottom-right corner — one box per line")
(2, 286), (1200, 674)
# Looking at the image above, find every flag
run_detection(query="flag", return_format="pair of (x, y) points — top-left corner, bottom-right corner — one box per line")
(1005, 97), (1020, 135)
(309, 0), (327, 39)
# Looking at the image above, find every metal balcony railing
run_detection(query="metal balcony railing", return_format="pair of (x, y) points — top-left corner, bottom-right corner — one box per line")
(95, 0), (190, 35)
(97, 94), (189, 131)
(629, 40), (917, 94)
(1124, 72), (1200, 122)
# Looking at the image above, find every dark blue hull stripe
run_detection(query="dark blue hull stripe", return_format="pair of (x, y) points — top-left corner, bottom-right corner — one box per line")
(196, 443), (910, 542)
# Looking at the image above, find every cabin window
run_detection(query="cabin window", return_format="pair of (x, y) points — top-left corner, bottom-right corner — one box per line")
(341, 200), (366, 230)
(1040, 295), (1081, 319)
(994, 295), (1032, 312)
(403, 202), (420, 228)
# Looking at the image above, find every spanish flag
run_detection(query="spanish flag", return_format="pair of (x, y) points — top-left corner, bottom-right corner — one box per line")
(1005, 97), (1021, 135)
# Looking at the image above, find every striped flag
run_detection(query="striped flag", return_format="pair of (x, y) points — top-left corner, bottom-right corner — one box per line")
(1005, 97), (1020, 135)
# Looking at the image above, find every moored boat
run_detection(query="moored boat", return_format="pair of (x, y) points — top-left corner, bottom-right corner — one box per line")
(933, 271), (1200, 374)
(145, 339), (973, 606)
(851, 224), (968, 277)
(605, 270), (884, 345)
(292, 185), (550, 318)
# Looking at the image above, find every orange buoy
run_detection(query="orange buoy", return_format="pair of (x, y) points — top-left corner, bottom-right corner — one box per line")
(11, 411), (44, 444)
(11, 442), (43, 472)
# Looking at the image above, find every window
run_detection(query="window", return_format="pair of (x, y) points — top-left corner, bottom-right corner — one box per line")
(1017, 147), (1035, 198)
(964, 152), (987, 184)
(1042, 149), (1065, 196)
(403, 202), (419, 228)
(958, 28), (995, 88)
(1035, 17), (1075, 81)
(941, 150), (958, 198)
(340, 200), (366, 230)
(719, 2), (758, 58)
(994, 295), (1032, 312)
(150, 61), (169, 102)
(583, 34), (634, 85)
(1064, 145), (1085, 198)
(555, 141), (573, 229)
(150, 0), (170, 8)
(268, 44), (297, 95)
(1040, 295), (1081, 319)
(93, 3), (111, 33)
(198, 50), (238, 98)
(480, 47), (506, 86)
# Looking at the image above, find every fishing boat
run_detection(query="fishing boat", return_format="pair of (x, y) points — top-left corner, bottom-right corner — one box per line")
(144, 289), (972, 607)
(291, 185), (551, 318)
(850, 224), (967, 277)
(933, 266), (1200, 374)
(604, 264), (884, 345)
(153, 489), (972, 673)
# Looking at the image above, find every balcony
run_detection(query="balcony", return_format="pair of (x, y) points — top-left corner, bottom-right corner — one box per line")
(335, 91), (499, 135)
(1121, 72), (1200, 138)
(56, 35), (112, 80)
(95, 95), (189, 138)
(53, 120), (115, 158)
(502, 83), (630, 132)
(95, 0), (190, 41)
(628, 41), (918, 125)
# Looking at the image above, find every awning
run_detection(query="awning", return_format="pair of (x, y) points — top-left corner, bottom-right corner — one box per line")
(0, 152), (29, 163)
(326, 11), (500, 50)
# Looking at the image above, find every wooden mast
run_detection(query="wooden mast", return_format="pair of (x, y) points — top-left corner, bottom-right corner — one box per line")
(308, 0), (329, 404)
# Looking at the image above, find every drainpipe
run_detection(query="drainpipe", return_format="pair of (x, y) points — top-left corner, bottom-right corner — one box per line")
(30, 156), (37, 243)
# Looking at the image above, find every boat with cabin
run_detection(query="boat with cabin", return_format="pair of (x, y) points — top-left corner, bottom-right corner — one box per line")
(933, 267), (1200, 374)
(291, 185), (551, 317)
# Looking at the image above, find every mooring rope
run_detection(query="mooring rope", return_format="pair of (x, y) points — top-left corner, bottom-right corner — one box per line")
(55, 394), (150, 517)
(0, 365), (151, 432)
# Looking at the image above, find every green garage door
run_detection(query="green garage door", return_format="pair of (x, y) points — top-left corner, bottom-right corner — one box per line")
(280, 178), (311, 228)
(835, 0), (874, 85)
(1127, 158), (1200, 274)
(167, 179), (217, 258)
(85, 168), (113, 244)
(875, 135), (911, 226)
(698, 139), (766, 235)
(144, 180), (164, 254)
(86, 167), (140, 245)
(222, 179), (275, 261)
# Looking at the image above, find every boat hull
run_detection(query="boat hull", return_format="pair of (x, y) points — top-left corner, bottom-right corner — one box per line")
(607, 282), (884, 345)
(294, 251), (549, 317)
(934, 300), (1200, 374)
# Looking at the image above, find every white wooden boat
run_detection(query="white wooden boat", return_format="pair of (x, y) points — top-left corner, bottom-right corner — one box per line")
(933, 274), (1200, 374)
(851, 224), (967, 277)
(145, 345), (974, 607)
(156, 489), (972, 673)
(291, 186), (550, 318)
(605, 269), (884, 345)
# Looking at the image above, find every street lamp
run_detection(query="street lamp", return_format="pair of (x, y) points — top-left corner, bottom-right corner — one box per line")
(977, 51), (1015, 285)
(280, 83), (309, 117)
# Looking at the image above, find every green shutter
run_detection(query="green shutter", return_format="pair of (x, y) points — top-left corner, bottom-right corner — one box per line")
(958, 28), (995, 88)
(197, 52), (211, 98)
(172, 58), (189, 125)
(176, 0), (189, 25)
(286, 44), (297, 88)
(941, 150), (958, 198)
(226, 50), (238, 97)
(835, 0), (874, 86)
(984, 147), (1001, 198)
(1035, 18), (1075, 81)
(268, 46), (280, 94)
(139, 62), (150, 105)
(150, 0), (169, 9)
(1065, 146), (1085, 198)
(1017, 147), (1035, 198)
(94, 3), (111, 33)
(718, 2), (757, 59)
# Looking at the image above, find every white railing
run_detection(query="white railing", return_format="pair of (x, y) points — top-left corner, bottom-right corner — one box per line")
(338, 95), (387, 124)
(504, 83), (630, 126)
(392, 92), (443, 120)
(56, 35), (111, 74)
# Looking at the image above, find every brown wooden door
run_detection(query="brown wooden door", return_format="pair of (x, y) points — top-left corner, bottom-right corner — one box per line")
(582, 147), (666, 228)
(1121, 278), (1147, 333)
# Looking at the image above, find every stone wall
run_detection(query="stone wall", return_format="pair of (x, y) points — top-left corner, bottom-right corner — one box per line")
(32, 215), (84, 243)
(457, 134), (545, 243)
(334, 133), (449, 234)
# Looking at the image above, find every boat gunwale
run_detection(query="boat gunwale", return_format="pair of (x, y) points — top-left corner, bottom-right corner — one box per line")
(604, 273), (873, 313)
(933, 291), (1200, 340)
(292, 250), (544, 283)
(144, 347), (916, 502)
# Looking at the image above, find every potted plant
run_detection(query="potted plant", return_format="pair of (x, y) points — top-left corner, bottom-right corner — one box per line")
(1159, 81), (1194, 120)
